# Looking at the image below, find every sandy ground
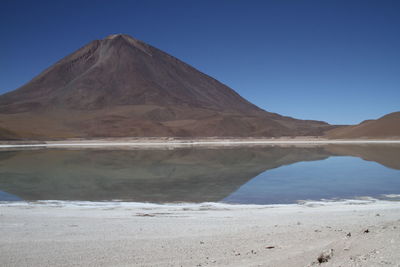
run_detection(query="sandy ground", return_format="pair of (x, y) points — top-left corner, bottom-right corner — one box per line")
(1, 138), (400, 149)
(1, 200), (399, 267)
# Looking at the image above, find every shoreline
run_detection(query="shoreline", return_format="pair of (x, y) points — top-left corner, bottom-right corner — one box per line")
(1, 142), (400, 266)
(1, 197), (399, 208)
(1, 138), (400, 149)
(1, 199), (399, 266)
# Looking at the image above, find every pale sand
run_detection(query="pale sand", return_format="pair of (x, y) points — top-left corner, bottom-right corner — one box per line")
(1, 200), (399, 266)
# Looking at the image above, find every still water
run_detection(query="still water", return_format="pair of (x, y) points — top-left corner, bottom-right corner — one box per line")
(0, 145), (399, 204)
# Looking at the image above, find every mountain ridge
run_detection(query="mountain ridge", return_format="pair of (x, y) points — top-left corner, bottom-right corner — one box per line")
(0, 34), (332, 139)
(326, 112), (400, 139)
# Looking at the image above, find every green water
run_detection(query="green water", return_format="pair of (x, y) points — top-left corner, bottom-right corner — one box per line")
(0, 144), (399, 204)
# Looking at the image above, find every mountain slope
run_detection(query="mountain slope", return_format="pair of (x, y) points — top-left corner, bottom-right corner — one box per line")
(326, 112), (400, 139)
(0, 34), (331, 139)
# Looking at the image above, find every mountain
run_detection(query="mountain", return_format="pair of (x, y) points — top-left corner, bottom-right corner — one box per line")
(326, 112), (400, 139)
(0, 34), (331, 139)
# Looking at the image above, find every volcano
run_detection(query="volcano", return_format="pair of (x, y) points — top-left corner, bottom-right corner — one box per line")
(0, 34), (331, 139)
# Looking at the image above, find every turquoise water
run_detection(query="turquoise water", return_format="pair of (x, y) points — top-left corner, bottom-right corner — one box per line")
(0, 145), (399, 204)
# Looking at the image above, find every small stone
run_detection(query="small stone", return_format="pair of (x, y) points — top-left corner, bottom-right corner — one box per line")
(317, 249), (334, 263)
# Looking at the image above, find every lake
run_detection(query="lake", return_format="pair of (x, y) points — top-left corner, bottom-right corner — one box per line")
(0, 144), (399, 204)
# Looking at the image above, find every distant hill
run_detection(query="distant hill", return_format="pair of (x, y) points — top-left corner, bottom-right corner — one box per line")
(326, 112), (400, 139)
(0, 34), (330, 140)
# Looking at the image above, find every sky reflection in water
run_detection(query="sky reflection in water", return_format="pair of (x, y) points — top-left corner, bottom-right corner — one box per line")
(0, 145), (399, 204)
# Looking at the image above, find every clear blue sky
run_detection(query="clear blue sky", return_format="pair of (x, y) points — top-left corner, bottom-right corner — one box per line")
(1, 0), (399, 124)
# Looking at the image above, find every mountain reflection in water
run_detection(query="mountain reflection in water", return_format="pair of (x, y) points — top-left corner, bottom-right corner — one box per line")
(0, 144), (399, 204)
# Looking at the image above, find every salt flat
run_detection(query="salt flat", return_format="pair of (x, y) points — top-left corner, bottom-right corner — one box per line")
(1, 200), (399, 266)
(1, 138), (400, 149)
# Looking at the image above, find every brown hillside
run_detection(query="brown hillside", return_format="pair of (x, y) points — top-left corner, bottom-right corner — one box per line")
(326, 112), (400, 139)
(0, 34), (331, 139)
